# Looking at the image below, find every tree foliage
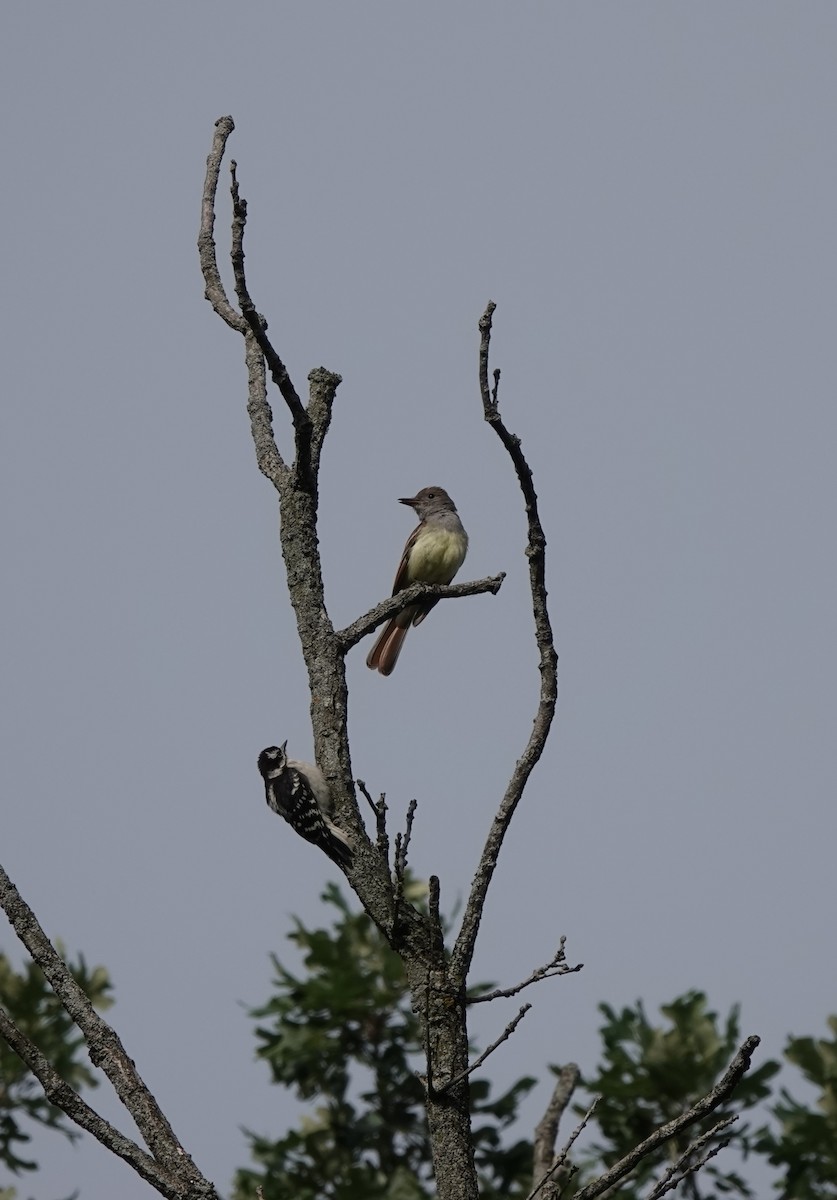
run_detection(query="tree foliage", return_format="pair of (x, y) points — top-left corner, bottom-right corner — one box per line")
(570, 992), (780, 1197)
(3, 890), (836, 1199)
(755, 1015), (837, 1199)
(233, 884), (837, 1199)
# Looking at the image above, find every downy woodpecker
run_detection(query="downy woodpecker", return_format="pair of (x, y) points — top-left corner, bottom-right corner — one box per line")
(257, 744), (353, 869)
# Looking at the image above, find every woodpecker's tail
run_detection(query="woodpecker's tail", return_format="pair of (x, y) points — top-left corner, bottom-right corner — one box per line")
(324, 823), (354, 869)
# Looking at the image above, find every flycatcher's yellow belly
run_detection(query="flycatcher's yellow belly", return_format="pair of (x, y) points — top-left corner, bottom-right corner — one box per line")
(407, 528), (468, 584)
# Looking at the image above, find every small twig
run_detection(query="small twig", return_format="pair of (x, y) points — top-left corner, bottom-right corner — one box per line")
(393, 799), (418, 908)
(428, 875), (443, 955)
(336, 574), (505, 653)
(393, 832), (404, 883)
(532, 1064), (581, 1192)
(396, 799), (418, 878)
(437, 1004), (532, 1095)
(644, 1115), (738, 1200)
(526, 1097), (598, 1200)
(356, 777), (382, 819)
(572, 1036), (760, 1200)
(393, 801), (414, 868)
(468, 938), (582, 1003)
(357, 779), (388, 862)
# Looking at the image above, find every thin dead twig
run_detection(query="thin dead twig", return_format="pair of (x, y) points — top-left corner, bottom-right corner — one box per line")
(644, 1114), (738, 1200)
(468, 938), (582, 1003)
(394, 798), (418, 890)
(357, 779), (389, 861)
(438, 1004), (532, 1095)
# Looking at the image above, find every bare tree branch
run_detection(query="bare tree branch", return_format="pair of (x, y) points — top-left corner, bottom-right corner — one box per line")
(229, 160), (307, 429)
(526, 1096), (597, 1200)
(198, 123), (288, 491)
(336, 573), (505, 653)
(244, 329), (286, 487)
(572, 1036), (760, 1200)
(644, 1115), (738, 1200)
(468, 939), (582, 1003)
(227, 158), (322, 491)
(0, 864), (216, 1197)
(532, 1064), (581, 1198)
(305, 366), (342, 487)
(197, 115), (246, 332)
(0, 1007), (183, 1199)
(451, 301), (559, 989)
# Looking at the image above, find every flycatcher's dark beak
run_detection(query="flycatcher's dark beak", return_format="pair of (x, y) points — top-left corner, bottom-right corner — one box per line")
(399, 495), (419, 509)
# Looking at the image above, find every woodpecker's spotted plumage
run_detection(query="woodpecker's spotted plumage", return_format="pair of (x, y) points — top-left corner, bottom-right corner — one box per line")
(257, 743), (353, 869)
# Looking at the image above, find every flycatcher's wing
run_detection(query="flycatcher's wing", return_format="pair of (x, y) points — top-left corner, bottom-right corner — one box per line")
(391, 523), (422, 594)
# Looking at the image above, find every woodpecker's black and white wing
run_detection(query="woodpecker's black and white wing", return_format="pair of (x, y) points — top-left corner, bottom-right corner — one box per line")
(257, 744), (353, 869)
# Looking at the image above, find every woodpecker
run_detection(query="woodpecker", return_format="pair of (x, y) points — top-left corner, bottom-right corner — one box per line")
(257, 744), (353, 869)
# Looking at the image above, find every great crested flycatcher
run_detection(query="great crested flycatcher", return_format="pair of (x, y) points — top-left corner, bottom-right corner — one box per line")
(366, 486), (468, 676)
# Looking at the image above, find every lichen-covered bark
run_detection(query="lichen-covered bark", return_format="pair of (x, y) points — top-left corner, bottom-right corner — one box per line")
(407, 961), (478, 1200)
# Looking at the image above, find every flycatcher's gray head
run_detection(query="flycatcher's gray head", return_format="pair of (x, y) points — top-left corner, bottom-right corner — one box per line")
(399, 486), (458, 520)
(258, 742), (288, 779)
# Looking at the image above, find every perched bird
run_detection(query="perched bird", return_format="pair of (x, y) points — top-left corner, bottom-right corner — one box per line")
(366, 486), (468, 677)
(257, 744), (353, 869)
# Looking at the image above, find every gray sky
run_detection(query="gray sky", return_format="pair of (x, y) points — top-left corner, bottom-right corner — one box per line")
(2, 5), (836, 1197)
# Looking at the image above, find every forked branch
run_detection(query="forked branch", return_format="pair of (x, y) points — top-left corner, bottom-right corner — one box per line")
(468, 939), (582, 1004)
(0, 864), (218, 1199)
(572, 1036), (760, 1200)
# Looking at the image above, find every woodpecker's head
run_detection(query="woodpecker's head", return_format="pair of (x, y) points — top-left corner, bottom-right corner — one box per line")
(257, 742), (289, 781)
